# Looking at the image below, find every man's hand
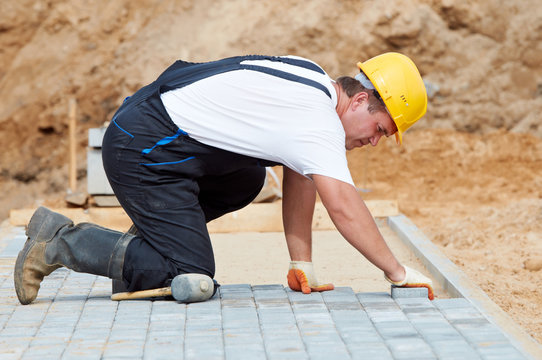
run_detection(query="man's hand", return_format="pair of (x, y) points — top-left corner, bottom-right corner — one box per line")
(287, 261), (334, 294)
(385, 266), (434, 300)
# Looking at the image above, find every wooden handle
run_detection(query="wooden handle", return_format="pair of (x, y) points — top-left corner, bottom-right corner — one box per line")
(111, 287), (172, 301)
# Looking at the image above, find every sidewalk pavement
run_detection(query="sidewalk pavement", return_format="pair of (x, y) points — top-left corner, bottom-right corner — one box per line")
(0, 225), (529, 360)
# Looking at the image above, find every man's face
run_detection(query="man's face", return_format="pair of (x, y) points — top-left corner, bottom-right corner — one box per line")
(342, 95), (397, 150)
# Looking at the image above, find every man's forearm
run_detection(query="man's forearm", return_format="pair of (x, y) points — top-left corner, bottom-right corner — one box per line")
(282, 167), (316, 261)
(313, 174), (405, 281)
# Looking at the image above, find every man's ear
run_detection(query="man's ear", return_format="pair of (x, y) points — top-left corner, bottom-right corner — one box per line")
(351, 91), (369, 110)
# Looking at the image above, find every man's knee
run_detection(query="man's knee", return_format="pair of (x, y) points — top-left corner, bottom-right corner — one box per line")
(122, 237), (179, 291)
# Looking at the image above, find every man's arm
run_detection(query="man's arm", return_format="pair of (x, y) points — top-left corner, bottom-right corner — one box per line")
(312, 174), (405, 282)
(282, 167), (334, 293)
(282, 166), (316, 261)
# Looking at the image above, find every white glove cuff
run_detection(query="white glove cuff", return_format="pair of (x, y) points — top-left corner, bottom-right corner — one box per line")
(385, 266), (433, 287)
(289, 261), (318, 285)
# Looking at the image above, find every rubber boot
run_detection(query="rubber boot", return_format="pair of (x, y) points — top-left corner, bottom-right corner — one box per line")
(14, 207), (133, 305)
(111, 224), (139, 295)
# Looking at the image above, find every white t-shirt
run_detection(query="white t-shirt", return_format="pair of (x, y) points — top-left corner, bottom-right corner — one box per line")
(160, 56), (354, 186)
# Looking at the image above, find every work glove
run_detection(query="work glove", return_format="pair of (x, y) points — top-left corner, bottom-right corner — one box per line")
(385, 265), (434, 300)
(287, 261), (334, 294)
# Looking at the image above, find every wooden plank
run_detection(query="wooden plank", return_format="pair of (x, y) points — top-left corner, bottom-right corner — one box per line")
(207, 200), (398, 232)
(9, 200), (398, 233)
(9, 208), (132, 232)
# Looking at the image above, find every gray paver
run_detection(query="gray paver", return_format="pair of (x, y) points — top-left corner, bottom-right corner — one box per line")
(391, 285), (429, 299)
(0, 226), (533, 359)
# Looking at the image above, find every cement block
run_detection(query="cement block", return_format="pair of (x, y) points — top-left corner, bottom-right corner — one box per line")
(432, 298), (471, 310)
(87, 149), (114, 195)
(348, 342), (394, 360)
(386, 337), (436, 359)
(475, 342), (526, 360)
(374, 321), (420, 339)
(357, 292), (394, 304)
(391, 285), (429, 299)
(88, 127), (107, 148)
(430, 339), (480, 359)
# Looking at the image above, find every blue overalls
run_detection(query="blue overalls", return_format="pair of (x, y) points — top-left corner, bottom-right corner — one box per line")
(101, 55), (331, 292)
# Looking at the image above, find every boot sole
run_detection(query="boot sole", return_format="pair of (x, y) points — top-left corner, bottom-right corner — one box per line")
(14, 235), (40, 305)
(171, 273), (214, 303)
(14, 207), (67, 305)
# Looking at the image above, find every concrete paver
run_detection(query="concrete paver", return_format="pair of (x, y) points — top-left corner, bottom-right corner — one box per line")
(0, 226), (532, 360)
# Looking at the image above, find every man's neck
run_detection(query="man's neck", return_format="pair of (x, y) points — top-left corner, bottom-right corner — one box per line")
(333, 82), (350, 118)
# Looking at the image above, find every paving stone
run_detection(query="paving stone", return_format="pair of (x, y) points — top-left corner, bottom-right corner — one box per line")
(22, 344), (66, 360)
(391, 285), (429, 299)
(475, 342), (526, 360)
(386, 337), (437, 359)
(433, 298), (472, 309)
(441, 306), (486, 322)
(453, 319), (509, 346)
(395, 297), (435, 310)
(349, 342), (394, 360)
(367, 309), (409, 323)
(357, 292), (395, 304)
(224, 344), (266, 360)
(338, 328), (383, 344)
(415, 323), (464, 343)
(402, 306), (443, 322)
(0, 228), (532, 360)
(322, 287), (362, 311)
(374, 321), (420, 339)
(102, 340), (146, 359)
(430, 339), (481, 359)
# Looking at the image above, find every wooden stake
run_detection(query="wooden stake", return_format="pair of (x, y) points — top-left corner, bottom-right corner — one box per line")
(68, 99), (77, 192)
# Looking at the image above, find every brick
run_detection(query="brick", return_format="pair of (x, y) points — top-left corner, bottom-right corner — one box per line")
(391, 285), (429, 299)
(102, 340), (145, 358)
(251, 284), (284, 291)
(349, 342), (394, 360)
(339, 328), (383, 344)
(475, 342), (526, 360)
(374, 321), (420, 339)
(386, 337), (436, 359)
(357, 291), (394, 301)
(23, 345), (66, 359)
(453, 320), (509, 345)
(441, 307), (486, 322)
(430, 339), (480, 359)
(306, 345), (350, 360)
(432, 298), (472, 310)
(402, 306), (443, 322)
(415, 323), (463, 343)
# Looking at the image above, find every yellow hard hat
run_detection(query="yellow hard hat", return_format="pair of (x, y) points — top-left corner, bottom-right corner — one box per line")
(357, 52), (427, 144)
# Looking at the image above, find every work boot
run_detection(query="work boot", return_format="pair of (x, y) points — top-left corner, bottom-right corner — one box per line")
(14, 207), (133, 305)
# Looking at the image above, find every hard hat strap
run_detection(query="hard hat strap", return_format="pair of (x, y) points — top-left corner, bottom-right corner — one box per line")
(354, 72), (375, 90)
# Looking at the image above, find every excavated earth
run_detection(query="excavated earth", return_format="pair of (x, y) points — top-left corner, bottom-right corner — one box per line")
(1, 0), (541, 343)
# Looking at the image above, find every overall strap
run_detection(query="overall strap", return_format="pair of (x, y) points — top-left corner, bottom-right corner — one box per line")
(156, 55), (331, 98)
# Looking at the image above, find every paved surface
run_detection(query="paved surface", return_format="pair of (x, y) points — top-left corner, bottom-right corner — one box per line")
(0, 226), (529, 359)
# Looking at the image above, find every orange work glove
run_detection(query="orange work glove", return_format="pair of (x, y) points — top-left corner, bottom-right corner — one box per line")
(287, 261), (334, 294)
(385, 265), (435, 300)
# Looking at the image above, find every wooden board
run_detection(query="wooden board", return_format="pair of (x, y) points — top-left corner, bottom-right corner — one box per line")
(9, 200), (398, 233)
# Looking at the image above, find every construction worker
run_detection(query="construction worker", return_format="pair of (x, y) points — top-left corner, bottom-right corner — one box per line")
(14, 53), (434, 305)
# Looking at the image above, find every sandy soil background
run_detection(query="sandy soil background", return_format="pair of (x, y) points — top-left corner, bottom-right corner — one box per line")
(1, 0), (541, 343)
